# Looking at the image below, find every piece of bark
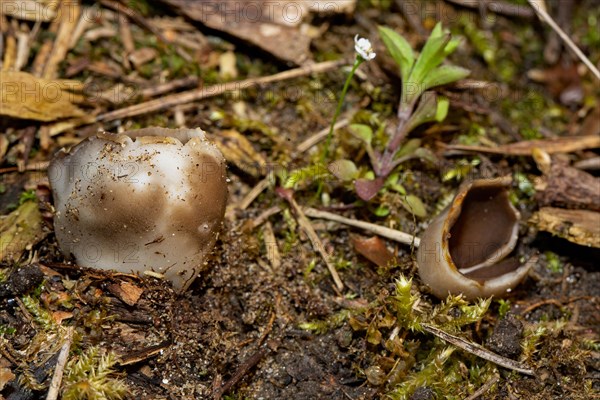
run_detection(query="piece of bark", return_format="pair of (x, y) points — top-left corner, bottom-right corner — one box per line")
(536, 161), (600, 211)
(161, 0), (311, 64)
(531, 207), (600, 248)
(107, 281), (144, 306)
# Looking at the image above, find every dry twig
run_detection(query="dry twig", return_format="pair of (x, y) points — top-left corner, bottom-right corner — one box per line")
(464, 373), (500, 400)
(212, 347), (269, 400)
(296, 117), (351, 154)
(445, 0), (535, 18)
(46, 327), (74, 400)
(528, 0), (600, 79)
(445, 135), (600, 156)
(263, 221), (281, 270)
(421, 324), (535, 375)
(303, 207), (420, 247)
(97, 60), (345, 122)
(277, 189), (345, 292)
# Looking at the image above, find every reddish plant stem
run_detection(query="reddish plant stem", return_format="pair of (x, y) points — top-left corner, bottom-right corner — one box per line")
(377, 98), (416, 177)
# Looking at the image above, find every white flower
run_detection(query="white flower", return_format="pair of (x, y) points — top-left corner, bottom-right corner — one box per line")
(354, 35), (376, 61)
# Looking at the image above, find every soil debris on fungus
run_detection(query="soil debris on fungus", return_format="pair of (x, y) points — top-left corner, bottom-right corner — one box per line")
(0, 1), (598, 399)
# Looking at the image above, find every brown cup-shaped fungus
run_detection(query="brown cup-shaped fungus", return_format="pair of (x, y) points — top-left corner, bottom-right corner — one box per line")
(48, 127), (227, 292)
(416, 177), (531, 300)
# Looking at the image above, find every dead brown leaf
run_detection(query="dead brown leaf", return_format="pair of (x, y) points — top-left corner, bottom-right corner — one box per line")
(212, 129), (267, 178)
(161, 0), (312, 64)
(351, 235), (395, 268)
(0, 70), (85, 121)
(0, 201), (46, 262)
(527, 63), (583, 106)
(0, 367), (15, 391)
(51, 310), (74, 325)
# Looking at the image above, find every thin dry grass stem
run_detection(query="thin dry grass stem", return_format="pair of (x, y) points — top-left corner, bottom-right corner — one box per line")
(246, 207), (282, 230)
(46, 327), (74, 400)
(528, 0), (600, 80)
(238, 178), (270, 212)
(421, 324), (535, 375)
(303, 207), (420, 247)
(97, 59), (345, 122)
(30, 13), (59, 76)
(42, 2), (81, 79)
(99, 0), (169, 44)
(296, 117), (351, 154)
(279, 190), (345, 293)
(140, 76), (199, 98)
(118, 13), (135, 55)
(464, 373), (500, 400)
(445, 0), (535, 18)
(15, 30), (30, 71)
(69, 7), (92, 49)
(263, 221), (281, 270)
(446, 135), (600, 156)
(0, 161), (49, 174)
(2, 28), (16, 70)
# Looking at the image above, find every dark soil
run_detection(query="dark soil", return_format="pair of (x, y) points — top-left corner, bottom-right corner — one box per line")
(1, 1), (599, 399)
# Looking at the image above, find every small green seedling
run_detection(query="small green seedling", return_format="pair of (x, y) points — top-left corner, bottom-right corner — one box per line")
(349, 23), (470, 200)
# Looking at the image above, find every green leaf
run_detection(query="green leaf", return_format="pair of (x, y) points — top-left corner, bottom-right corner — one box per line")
(373, 203), (390, 217)
(400, 194), (427, 218)
(444, 37), (462, 56)
(348, 123), (373, 145)
(435, 96), (450, 122)
(409, 34), (451, 88)
(430, 22), (443, 39)
(396, 138), (422, 158)
(413, 147), (438, 164)
(378, 26), (415, 80)
(328, 159), (358, 182)
(404, 91), (438, 133)
(422, 65), (470, 92)
(284, 164), (329, 189)
(385, 172), (406, 195)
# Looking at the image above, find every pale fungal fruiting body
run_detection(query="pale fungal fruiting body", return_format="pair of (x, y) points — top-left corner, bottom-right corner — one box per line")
(49, 127), (227, 292)
(417, 177), (531, 300)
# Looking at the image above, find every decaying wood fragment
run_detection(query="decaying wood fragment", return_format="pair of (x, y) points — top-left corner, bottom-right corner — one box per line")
(531, 207), (600, 248)
(536, 161), (600, 211)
